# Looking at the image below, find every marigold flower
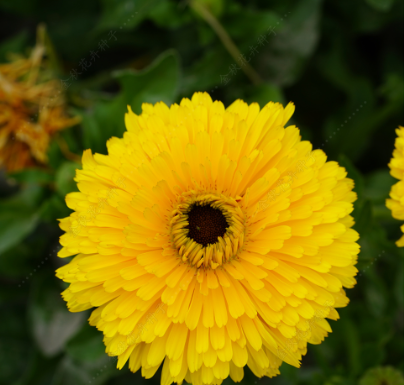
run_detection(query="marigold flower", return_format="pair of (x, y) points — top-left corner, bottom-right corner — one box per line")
(56, 92), (359, 385)
(386, 126), (404, 246)
(0, 28), (79, 172)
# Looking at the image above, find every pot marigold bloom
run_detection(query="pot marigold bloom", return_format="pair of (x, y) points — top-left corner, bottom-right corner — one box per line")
(0, 28), (79, 172)
(386, 126), (404, 247)
(56, 92), (359, 385)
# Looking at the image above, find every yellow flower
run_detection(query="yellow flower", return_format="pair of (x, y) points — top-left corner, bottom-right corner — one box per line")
(56, 92), (359, 385)
(386, 126), (404, 246)
(0, 28), (79, 172)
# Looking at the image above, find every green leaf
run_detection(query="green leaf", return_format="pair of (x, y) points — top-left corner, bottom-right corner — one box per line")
(380, 73), (404, 103)
(256, 0), (321, 86)
(360, 341), (385, 369)
(81, 50), (180, 154)
(81, 94), (127, 155)
(12, 348), (61, 385)
(0, 183), (44, 211)
(29, 278), (85, 357)
(55, 162), (80, 197)
(365, 0), (395, 12)
(149, 0), (193, 29)
(354, 200), (372, 235)
(0, 243), (32, 278)
(0, 30), (28, 61)
(365, 169), (395, 204)
(114, 49), (181, 114)
(364, 280), (387, 319)
(66, 323), (106, 362)
(0, 0), (37, 16)
(324, 376), (356, 385)
(342, 317), (362, 377)
(8, 169), (54, 185)
(0, 304), (34, 385)
(0, 211), (39, 256)
(243, 83), (285, 107)
(224, 8), (279, 42)
(39, 194), (72, 223)
(51, 356), (119, 385)
(365, 169), (395, 221)
(96, 0), (164, 33)
(191, 0), (224, 19)
(182, 46), (232, 95)
(80, 109), (106, 155)
(47, 140), (66, 170)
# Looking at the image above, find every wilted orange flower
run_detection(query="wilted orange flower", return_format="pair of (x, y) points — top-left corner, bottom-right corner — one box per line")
(0, 27), (79, 172)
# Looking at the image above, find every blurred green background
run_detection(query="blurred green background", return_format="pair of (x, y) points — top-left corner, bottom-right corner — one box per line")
(0, 0), (403, 384)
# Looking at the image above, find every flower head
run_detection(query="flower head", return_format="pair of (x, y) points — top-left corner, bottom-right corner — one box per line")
(386, 126), (404, 246)
(359, 366), (404, 385)
(56, 92), (359, 385)
(0, 27), (79, 172)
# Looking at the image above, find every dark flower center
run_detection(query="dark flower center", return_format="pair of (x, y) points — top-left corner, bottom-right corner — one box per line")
(186, 204), (229, 247)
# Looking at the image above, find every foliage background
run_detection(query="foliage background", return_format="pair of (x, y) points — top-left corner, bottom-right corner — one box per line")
(0, 0), (403, 384)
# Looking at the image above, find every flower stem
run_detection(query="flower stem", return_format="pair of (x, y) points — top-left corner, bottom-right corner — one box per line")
(190, 0), (262, 85)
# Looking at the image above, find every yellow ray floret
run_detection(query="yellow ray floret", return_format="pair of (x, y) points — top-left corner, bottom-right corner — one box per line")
(386, 126), (404, 246)
(56, 92), (359, 385)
